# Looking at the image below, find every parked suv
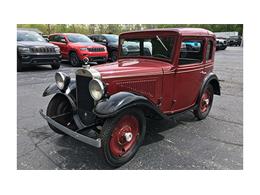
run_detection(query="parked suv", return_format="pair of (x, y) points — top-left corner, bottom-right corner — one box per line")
(17, 30), (61, 72)
(40, 28), (220, 167)
(49, 33), (108, 66)
(216, 38), (228, 50)
(88, 34), (118, 62)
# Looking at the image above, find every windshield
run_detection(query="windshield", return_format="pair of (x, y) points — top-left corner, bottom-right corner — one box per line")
(104, 34), (118, 42)
(67, 34), (92, 43)
(17, 31), (46, 42)
(120, 35), (175, 60)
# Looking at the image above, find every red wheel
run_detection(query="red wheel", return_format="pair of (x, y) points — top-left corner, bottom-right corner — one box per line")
(199, 89), (211, 113)
(100, 108), (146, 167)
(194, 84), (214, 120)
(109, 115), (140, 157)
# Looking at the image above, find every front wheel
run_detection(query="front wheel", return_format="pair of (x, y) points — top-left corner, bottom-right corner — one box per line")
(194, 84), (214, 120)
(51, 62), (60, 70)
(69, 52), (81, 67)
(100, 108), (146, 167)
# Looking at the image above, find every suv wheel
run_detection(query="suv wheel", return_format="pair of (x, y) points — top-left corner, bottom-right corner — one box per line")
(194, 84), (214, 120)
(51, 62), (60, 70)
(110, 51), (117, 62)
(100, 108), (146, 167)
(69, 52), (81, 67)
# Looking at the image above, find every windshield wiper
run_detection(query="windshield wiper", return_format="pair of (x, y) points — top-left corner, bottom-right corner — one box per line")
(156, 35), (168, 51)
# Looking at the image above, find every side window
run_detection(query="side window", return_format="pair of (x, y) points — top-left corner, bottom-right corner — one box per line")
(179, 40), (204, 65)
(206, 40), (213, 61)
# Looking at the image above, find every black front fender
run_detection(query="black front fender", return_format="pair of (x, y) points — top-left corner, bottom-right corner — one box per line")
(94, 92), (168, 119)
(42, 78), (76, 97)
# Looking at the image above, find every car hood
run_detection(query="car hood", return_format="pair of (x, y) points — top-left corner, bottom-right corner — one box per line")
(70, 42), (105, 48)
(93, 58), (168, 79)
(17, 41), (56, 47)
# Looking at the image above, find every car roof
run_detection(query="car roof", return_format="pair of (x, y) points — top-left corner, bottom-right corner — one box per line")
(120, 28), (215, 37)
(49, 33), (85, 36)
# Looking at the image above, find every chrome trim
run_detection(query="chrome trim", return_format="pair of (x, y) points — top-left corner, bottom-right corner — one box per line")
(75, 67), (101, 80)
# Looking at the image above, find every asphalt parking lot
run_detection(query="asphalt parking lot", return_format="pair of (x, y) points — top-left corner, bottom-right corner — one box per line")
(17, 47), (243, 170)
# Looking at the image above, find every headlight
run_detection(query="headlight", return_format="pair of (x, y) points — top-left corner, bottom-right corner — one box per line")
(55, 72), (70, 91)
(80, 48), (88, 51)
(18, 47), (30, 53)
(54, 47), (60, 53)
(89, 79), (105, 101)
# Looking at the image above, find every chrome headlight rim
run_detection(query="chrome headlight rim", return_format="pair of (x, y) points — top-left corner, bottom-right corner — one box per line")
(54, 46), (60, 53)
(89, 79), (105, 101)
(55, 72), (70, 91)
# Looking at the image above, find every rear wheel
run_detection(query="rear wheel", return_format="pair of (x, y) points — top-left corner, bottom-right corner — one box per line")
(194, 84), (214, 120)
(46, 94), (76, 134)
(100, 108), (146, 167)
(69, 52), (81, 67)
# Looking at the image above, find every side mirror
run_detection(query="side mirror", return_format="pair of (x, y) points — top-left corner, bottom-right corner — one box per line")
(45, 38), (49, 42)
(60, 38), (67, 44)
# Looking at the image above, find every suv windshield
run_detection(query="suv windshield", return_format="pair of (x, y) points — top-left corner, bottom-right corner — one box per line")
(17, 31), (46, 42)
(120, 35), (175, 60)
(67, 34), (92, 43)
(104, 34), (118, 42)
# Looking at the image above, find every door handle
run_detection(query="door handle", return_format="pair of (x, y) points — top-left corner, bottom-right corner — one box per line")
(200, 71), (207, 75)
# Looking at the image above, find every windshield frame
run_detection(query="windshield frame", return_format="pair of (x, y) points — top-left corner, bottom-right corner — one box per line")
(67, 34), (93, 43)
(17, 31), (46, 42)
(118, 34), (176, 63)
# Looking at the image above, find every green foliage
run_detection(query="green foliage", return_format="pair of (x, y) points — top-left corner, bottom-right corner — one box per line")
(17, 24), (243, 35)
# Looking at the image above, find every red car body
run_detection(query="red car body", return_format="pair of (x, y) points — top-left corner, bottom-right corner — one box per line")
(41, 28), (221, 167)
(49, 33), (108, 65)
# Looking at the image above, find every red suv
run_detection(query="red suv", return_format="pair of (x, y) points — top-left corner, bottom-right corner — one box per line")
(49, 33), (108, 66)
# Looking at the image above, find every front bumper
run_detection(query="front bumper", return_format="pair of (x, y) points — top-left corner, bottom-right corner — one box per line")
(19, 53), (62, 65)
(39, 109), (101, 148)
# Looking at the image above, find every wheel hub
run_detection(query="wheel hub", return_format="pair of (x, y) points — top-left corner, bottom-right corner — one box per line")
(124, 132), (133, 142)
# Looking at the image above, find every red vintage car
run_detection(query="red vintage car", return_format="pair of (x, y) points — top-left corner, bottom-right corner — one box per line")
(48, 33), (108, 66)
(40, 28), (220, 167)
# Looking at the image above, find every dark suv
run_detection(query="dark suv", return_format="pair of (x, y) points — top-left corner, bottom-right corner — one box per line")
(88, 34), (118, 62)
(17, 30), (61, 72)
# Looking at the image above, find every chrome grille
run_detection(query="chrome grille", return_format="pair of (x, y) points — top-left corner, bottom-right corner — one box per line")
(30, 47), (55, 53)
(87, 47), (105, 52)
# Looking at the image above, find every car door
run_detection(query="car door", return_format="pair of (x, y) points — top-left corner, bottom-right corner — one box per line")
(172, 37), (206, 112)
(49, 35), (66, 58)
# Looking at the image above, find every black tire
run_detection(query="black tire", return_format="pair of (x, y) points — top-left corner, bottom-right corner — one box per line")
(100, 108), (146, 167)
(46, 94), (76, 135)
(69, 52), (81, 67)
(110, 50), (117, 62)
(194, 84), (214, 120)
(51, 62), (60, 70)
(17, 57), (23, 72)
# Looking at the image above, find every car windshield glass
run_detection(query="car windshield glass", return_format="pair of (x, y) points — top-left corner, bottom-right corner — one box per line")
(104, 34), (118, 42)
(120, 35), (175, 60)
(67, 34), (92, 43)
(17, 31), (46, 42)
